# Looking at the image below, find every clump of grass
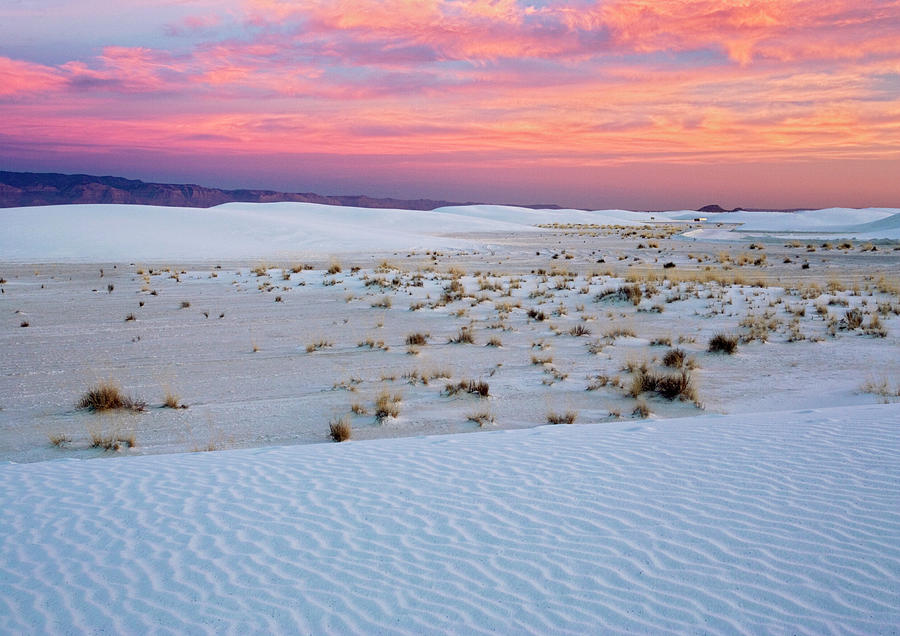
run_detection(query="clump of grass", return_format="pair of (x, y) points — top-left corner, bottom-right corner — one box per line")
(163, 391), (188, 409)
(327, 260), (342, 275)
(449, 327), (475, 344)
(48, 433), (72, 447)
(531, 353), (553, 365)
(350, 402), (369, 415)
(629, 368), (697, 402)
(466, 410), (494, 426)
(604, 325), (636, 339)
(329, 416), (352, 442)
(527, 308), (546, 321)
(374, 390), (402, 420)
(445, 379), (489, 397)
(180, 301), (191, 309)
(708, 333), (738, 354)
(405, 332), (429, 346)
(90, 430), (136, 451)
(546, 410), (577, 425)
(78, 382), (145, 411)
(632, 400), (650, 418)
(486, 336), (502, 347)
(662, 348), (686, 368)
(371, 296), (392, 309)
(306, 339), (333, 353)
(125, 313), (136, 322)
(569, 324), (592, 337)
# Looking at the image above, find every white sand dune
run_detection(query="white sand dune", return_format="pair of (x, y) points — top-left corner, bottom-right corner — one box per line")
(2, 404), (898, 634)
(3, 202), (897, 262)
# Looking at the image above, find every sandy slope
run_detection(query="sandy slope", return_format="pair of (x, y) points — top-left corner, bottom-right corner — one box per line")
(2, 203), (899, 262)
(1, 404), (898, 634)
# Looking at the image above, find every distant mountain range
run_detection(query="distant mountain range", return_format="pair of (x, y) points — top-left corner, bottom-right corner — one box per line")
(0, 171), (567, 211)
(0, 171), (801, 213)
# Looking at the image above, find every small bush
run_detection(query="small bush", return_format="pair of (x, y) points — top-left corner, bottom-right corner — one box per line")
(449, 327), (475, 344)
(527, 308), (546, 321)
(632, 400), (650, 418)
(306, 339), (333, 353)
(78, 382), (145, 411)
(374, 390), (402, 420)
(662, 348), (686, 368)
(48, 433), (72, 447)
(569, 324), (592, 337)
(329, 416), (352, 442)
(486, 336), (502, 347)
(90, 430), (136, 451)
(466, 410), (494, 426)
(708, 333), (738, 354)
(327, 261), (342, 275)
(445, 379), (489, 397)
(405, 332), (429, 346)
(547, 410), (577, 425)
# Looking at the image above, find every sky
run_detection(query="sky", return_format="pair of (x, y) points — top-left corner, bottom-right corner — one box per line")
(1, 0), (899, 210)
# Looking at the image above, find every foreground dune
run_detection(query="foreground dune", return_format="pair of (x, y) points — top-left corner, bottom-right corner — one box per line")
(2, 404), (898, 634)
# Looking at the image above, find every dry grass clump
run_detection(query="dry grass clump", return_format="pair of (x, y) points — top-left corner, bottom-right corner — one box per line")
(90, 430), (136, 451)
(445, 379), (490, 397)
(306, 339), (333, 353)
(632, 400), (650, 418)
(329, 416), (352, 442)
(486, 336), (503, 347)
(327, 260), (342, 275)
(527, 308), (547, 321)
(662, 348), (686, 368)
(466, 410), (494, 426)
(48, 433), (72, 447)
(374, 390), (402, 420)
(371, 296), (392, 309)
(405, 332), (429, 346)
(604, 325), (636, 339)
(546, 410), (577, 425)
(629, 368), (697, 402)
(78, 382), (146, 411)
(449, 327), (475, 344)
(163, 391), (188, 409)
(569, 324), (592, 337)
(859, 377), (899, 401)
(708, 333), (738, 354)
(180, 301), (191, 309)
(840, 307), (864, 330)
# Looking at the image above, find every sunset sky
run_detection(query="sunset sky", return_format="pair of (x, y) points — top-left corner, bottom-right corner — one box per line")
(2, 0), (899, 209)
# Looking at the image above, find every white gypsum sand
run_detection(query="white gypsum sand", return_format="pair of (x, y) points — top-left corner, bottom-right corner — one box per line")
(1, 404), (898, 634)
(1, 201), (899, 632)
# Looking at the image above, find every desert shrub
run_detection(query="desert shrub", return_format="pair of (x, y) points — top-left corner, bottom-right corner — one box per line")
(405, 332), (429, 346)
(90, 430), (136, 451)
(632, 400), (650, 418)
(527, 308), (546, 321)
(445, 379), (489, 397)
(841, 307), (864, 330)
(78, 382), (145, 411)
(569, 324), (592, 337)
(329, 416), (352, 442)
(306, 339), (333, 353)
(327, 261), (342, 275)
(547, 410), (577, 425)
(662, 348), (686, 368)
(48, 433), (72, 447)
(708, 333), (738, 354)
(374, 390), (402, 420)
(449, 327), (475, 344)
(466, 410), (494, 426)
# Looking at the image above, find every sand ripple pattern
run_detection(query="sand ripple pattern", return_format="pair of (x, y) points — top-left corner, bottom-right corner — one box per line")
(2, 404), (899, 634)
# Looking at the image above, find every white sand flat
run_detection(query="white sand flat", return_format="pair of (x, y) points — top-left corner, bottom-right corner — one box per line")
(1, 404), (898, 634)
